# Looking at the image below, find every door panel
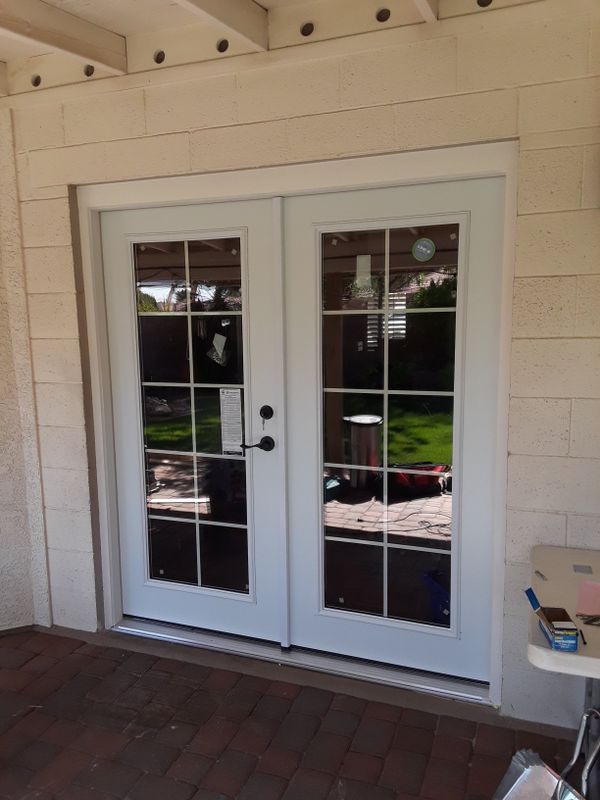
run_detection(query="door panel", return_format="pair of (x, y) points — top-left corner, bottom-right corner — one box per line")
(102, 179), (504, 683)
(101, 200), (286, 641)
(284, 179), (505, 680)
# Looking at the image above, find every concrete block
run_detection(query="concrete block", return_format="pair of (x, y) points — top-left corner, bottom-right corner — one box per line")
(28, 293), (78, 339)
(394, 89), (517, 150)
(13, 104), (65, 152)
(506, 509), (567, 564)
(502, 607), (530, 672)
(501, 663), (583, 728)
(35, 383), (85, 428)
(508, 398), (570, 456)
(520, 128), (600, 152)
(237, 58), (340, 124)
(42, 466), (90, 512)
(503, 561), (530, 618)
(287, 106), (395, 162)
(24, 246), (76, 294)
(512, 277), (576, 338)
(508, 455), (600, 515)
(576, 276), (600, 337)
(45, 508), (93, 553)
(47, 548), (97, 631)
(38, 425), (88, 471)
(458, 13), (589, 92)
(15, 153), (69, 202)
(145, 75), (237, 135)
(31, 339), (82, 384)
(191, 120), (288, 172)
(340, 37), (456, 109)
(103, 133), (190, 181)
(519, 77), (600, 134)
(28, 142), (108, 189)
(511, 339), (600, 399)
(567, 515), (600, 549)
(20, 198), (71, 248)
(515, 210), (600, 276)
(590, 24), (600, 75)
(582, 144), (600, 209)
(64, 89), (145, 145)
(570, 399), (600, 458)
(518, 148), (583, 214)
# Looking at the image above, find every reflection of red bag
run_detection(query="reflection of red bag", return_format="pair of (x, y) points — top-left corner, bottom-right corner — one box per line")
(392, 464), (451, 492)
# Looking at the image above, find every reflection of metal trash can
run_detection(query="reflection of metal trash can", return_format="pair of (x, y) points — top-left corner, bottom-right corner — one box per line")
(343, 414), (383, 486)
(493, 750), (583, 799)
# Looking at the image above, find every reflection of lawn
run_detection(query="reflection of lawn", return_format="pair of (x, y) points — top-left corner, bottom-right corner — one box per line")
(388, 410), (452, 465)
(195, 412), (221, 453)
(145, 415), (193, 451)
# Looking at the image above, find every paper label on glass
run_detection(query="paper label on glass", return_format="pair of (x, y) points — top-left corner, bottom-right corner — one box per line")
(220, 388), (243, 455)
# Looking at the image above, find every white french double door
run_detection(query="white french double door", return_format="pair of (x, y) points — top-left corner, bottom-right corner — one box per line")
(102, 177), (505, 682)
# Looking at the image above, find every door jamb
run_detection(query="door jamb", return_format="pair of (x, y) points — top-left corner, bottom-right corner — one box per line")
(77, 141), (517, 708)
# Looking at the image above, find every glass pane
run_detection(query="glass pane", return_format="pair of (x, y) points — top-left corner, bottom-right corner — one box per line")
(149, 518), (198, 585)
(325, 541), (383, 615)
(388, 312), (455, 391)
(192, 316), (243, 385)
(189, 238), (242, 312)
(195, 388), (244, 455)
(324, 393), (383, 466)
(196, 457), (246, 525)
(323, 314), (383, 390)
(387, 476), (452, 550)
(200, 526), (249, 592)
(389, 224), (459, 310)
(388, 396), (453, 467)
(388, 549), (451, 627)
(139, 316), (190, 383)
(135, 241), (186, 312)
(322, 230), (385, 311)
(324, 467), (384, 543)
(143, 387), (193, 452)
(146, 454), (195, 519)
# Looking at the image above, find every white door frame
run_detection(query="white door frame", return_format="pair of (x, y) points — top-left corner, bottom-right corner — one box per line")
(77, 141), (517, 708)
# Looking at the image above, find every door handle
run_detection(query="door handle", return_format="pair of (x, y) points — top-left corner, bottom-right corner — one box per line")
(241, 436), (275, 452)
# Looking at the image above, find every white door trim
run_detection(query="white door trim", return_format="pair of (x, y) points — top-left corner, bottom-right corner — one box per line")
(77, 141), (517, 708)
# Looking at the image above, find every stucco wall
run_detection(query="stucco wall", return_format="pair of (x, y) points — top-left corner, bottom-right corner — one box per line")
(1, 0), (598, 726)
(0, 110), (50, 631)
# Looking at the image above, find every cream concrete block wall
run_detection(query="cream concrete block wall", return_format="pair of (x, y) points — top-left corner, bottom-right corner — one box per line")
(0, 0), (598, 724)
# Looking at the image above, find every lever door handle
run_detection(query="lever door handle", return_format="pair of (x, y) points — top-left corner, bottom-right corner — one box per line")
(241, 436), (275, 452)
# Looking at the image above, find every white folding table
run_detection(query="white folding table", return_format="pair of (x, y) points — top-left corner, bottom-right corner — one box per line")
(529, 546), (600, 798)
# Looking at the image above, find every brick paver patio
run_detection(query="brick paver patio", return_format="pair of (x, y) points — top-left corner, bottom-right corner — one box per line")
(0, 630), (573, 800)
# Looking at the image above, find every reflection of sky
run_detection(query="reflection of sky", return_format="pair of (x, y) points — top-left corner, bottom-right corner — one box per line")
(138, 283), (183, 305)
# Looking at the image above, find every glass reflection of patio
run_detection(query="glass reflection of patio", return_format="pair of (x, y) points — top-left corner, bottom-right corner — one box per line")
(325, 491), (452, 548)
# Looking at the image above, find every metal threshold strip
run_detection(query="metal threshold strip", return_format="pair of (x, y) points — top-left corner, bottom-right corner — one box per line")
(113, 617), (491, 705)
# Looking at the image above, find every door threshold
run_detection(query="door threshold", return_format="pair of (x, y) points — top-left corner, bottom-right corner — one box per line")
(113, 617), (491, 705)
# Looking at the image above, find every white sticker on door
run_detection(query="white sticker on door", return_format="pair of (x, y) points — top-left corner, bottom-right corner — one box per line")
(220, 388), (243, 455)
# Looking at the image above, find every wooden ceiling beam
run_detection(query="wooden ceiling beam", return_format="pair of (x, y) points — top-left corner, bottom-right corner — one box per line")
(412, 0), (439, 22)
(0, 0), (126, 74)
(170, 0), (268, 51)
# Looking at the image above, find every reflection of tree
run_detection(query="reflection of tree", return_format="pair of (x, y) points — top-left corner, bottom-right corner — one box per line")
(191, 281), (242, 312)
(137, 290), (159, 311)
(409, 273), (457, 308)
(388, 313), (455, 391)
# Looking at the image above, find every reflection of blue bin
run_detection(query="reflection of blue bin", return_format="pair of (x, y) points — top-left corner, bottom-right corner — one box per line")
(422, 572), (450, 625)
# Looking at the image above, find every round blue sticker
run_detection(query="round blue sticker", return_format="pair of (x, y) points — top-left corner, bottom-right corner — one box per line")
(412, 237), (436, 262)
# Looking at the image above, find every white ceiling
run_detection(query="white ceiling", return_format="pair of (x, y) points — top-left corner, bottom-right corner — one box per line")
(41, 0), (305, 35)
(41, 0), (198, 35)
(0, 0), (541, 95)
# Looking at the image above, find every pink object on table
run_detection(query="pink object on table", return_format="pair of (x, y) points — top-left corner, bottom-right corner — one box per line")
(576, 581), (600, 616)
